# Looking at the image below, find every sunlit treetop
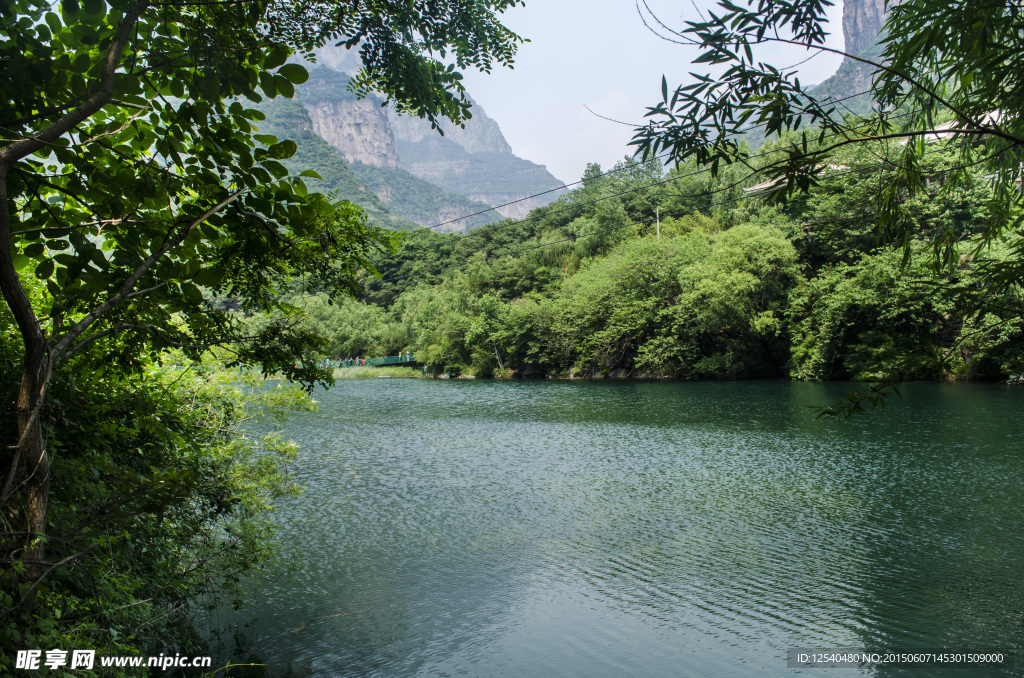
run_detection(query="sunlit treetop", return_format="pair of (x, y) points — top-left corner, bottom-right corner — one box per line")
(631, 0), (1024, 276)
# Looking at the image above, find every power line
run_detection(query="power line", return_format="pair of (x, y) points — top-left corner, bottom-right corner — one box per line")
(416, 87), (880, 233)
(366, 153), (918, 287)
(365, 141), (996, 289)
(396, 103), (914, 257)
(397, 164), (728, 254)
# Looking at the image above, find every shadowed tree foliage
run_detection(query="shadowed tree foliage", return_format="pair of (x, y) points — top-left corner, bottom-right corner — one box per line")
(629, 0), (1024, 414)
(0, 0), (525, 652)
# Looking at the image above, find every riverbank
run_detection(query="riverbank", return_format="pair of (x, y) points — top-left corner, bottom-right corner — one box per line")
(333, 365), (425, 379)
(330, 366), (1021, 385)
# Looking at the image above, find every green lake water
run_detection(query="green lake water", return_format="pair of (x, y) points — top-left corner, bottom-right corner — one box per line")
(226, 380), (1024, 677)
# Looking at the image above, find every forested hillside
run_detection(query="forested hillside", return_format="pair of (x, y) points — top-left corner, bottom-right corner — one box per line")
(258, 136), (1024, 381)
(257, 83), (499, 232)
(308, 45), (567, 219)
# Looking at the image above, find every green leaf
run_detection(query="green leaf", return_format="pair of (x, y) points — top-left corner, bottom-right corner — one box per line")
(181, 282), (203, 304)
(72, 52), (91, 73)
(299, 169), (322, 179)
(35, 259), (55, 279)
(259, 71), (277, 97)
(44, 11), (61, 33)
(193, 267), (225, 287)
(264, 43), (289, 70)
(275, 75), (295, 99)
(182, 257), (201, 277)
(277, 63), (309, 84)
(262, 160), (288, 179)
(23, 242), (45, 258)
(268, 139), (297, 159)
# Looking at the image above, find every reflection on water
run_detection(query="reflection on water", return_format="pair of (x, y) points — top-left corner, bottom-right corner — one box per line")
(218, 381), (1024, 677)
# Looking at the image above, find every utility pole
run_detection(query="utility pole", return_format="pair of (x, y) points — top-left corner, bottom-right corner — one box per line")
(493, 340), (505, 372)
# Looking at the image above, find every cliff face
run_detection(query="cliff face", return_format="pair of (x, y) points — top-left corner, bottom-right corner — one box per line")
(394, 135), (565, 219)
(842, 0), (889, 59)
(299, 66), (401, 169)
(386, 100), (565, 218)
(303, 97), (400, 169)
(387, 103), (512, 155)
(294, 52), (565, 229)
(307, 45), (511, 154)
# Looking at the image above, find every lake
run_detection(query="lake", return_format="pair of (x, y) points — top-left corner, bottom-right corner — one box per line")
(221, 380), (1024, 676)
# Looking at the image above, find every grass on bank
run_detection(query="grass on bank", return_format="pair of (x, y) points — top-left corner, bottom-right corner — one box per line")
(333, 365), (425, 378)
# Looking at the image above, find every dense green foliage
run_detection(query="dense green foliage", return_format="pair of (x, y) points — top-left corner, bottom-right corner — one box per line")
(630, 0), (1024, 311)
(267, 145), (1024, 382)
(1, 0), (524, 666)
(1, 316), (308, 670)
(622, 0), (1024, 417)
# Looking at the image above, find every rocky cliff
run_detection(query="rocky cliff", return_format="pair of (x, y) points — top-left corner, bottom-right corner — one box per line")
(842, 0), (889, 60)
(387, 104), (512, 155)
(804, 0), (893, 116)
(299, 67), (400, 170)
(303, 96), (400, 170)
(388, 99), (564, 219)
(298, 46), (566, 226)
(254, 70), (496, 232)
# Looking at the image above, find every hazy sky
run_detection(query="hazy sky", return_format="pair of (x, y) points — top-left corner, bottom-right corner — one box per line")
(460, 0), (847, 185)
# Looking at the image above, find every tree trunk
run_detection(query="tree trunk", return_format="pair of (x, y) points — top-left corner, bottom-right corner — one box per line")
(17, 345), (50, 602)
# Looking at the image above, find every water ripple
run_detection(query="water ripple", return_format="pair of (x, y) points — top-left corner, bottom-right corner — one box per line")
(217, 380), (1024, 677)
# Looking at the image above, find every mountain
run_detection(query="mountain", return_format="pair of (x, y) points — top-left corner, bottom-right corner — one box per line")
(297, 46), (567, 223)
(842, 0), (889, 57)
(809, 0), (892, 116)
(253, 97), (418, 232)
(386, 101), (566, 219)
(291, 67), (500, 231)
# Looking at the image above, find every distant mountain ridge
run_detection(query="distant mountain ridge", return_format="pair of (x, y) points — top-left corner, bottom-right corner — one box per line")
(297, 47), (567, 223)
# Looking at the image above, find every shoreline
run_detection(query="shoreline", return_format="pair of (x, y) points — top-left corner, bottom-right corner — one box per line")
(330, 367), (1019, 384)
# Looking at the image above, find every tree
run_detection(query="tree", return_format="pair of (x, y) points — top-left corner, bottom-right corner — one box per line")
(631, 0), (1024, 270)
(630, 0), (1024, 411)
(0, 0), (524, 608)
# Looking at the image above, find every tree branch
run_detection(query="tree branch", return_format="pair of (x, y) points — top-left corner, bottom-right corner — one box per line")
(0, 544), (99, 620)
(0, 95), (88, 128)
(51, 188), (246, 363)
(0, 0), (148, 166)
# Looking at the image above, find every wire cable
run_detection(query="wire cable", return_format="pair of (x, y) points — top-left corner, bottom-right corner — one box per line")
(365, 140), (1006, 289)
(415, 87), (880, 233)
(396, 103), (915, 257)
